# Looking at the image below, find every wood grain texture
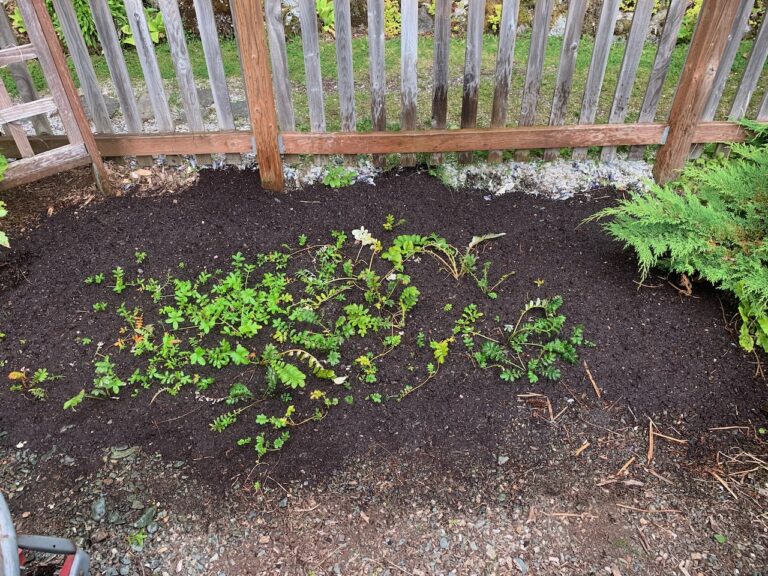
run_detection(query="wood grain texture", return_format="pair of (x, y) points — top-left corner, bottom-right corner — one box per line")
(298, 0), (325, 132)
(0, 43), (37, 66)
(543, 0), (587, 161)
(488, 0), (519, 163)
(601, 0), (655, 161)
(124, 0), (174, 132)
(0, 142), (90, 190)
(232, 0), (284, 190)
(0, 79), (34, 157)
(88, 0), (142, 133)
(628, 0), (687, 159)
(430, 0), (451, 164)
(0, 122), (756, 158)
(367, 0), (386, 166)
(265, 0), (295, 131)
(653, 0), (742, 184)
(759, 90), (768, 121)
(458, 0), (485, 164)
(400, 0), (418, 166)
(0, 97), (57, 124)
(52, 0), (113, 133)
(515, 0), (554, 161)
(0, 8), (51, 134)
(728, 11), (768, 119)
(193, 0), (235, 130)
(28, 0), (110, 192)
(572, 0), (621, 160)
(334, 0), (355, 133)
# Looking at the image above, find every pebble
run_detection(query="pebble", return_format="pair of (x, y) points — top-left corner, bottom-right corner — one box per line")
(439, 536), (449, 550)
(135, 506), (157, 529)
(91, 496), (106, 521)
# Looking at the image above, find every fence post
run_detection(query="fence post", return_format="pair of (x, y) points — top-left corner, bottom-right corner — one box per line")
(232, 0), (284, 191)
(652, 0), (741, 185)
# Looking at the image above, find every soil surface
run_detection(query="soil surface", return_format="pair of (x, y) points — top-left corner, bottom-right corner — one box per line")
(1, 167), (767, 575)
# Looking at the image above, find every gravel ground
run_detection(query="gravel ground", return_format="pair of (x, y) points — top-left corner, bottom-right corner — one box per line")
(2, 397), (766, 576)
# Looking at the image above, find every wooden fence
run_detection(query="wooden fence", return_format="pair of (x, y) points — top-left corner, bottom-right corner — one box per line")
(1, 0), (767, 191)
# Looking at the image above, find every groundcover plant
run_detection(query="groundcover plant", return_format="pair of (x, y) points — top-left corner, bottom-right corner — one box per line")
(49, 222), (589, 460)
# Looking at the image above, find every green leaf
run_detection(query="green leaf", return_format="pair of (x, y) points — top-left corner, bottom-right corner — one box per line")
(713, 533), (727, 544)
(63, 390), (85, 410)
(0, 231), (8, 248)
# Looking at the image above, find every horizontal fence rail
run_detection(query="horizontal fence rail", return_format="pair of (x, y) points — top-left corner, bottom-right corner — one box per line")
(0, 0), (765, 189)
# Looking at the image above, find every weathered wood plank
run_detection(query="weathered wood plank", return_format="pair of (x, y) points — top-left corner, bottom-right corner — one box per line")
(0, 142), (90, 190)
(488, 0), (520, 163)
(430, 0), (451, 164)
(265, 0), (295, 131)
(0, 97), (56, 124)
(193, 0), (234, 130)
(298, 0), (325, 132)
(232, 0), (283, 190)
(400, 0), (418, 166)
(124, 0), (174, 132)
(689, 0), (754, 158)
(728, 11), (768, 119)
(0, 79), (34, 157)
(52, 0), (113, 133)
(653, 0), (742, 184)
(458, 0), (486, 164)
(601, 0), (655, 162)
(759, 90), (768, 121)
(28, 0), (110, 192)
(543, 0), (587, 161)
(88, 0), (142, 133)
(0, 44), (37, 66)
(572, 0), (621, 160)
(627, 0), (687, 160)
(0, 8), (51, 134)
(335, 0), (355, 132)
(367, 0), (386, 166)
(515, 0), (554, 161)
(0, 122), (757, 158)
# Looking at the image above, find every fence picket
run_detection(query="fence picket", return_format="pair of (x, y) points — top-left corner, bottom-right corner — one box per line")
(488, 0), (520, 163)
(0, 7), (51, 135)
(515, 0), (554, 162)
(123, 0), (174, 133)
(89, 0), (142, 134)
(367, 0), (386, 167)
(400, 0), (418, 166)
(52, 0), (113, 133)
(335, 0), (355, 136)
(265, 0), (295, 132)
(759, 90), (768, 121)
(298, 0), (325, 133)
(458, 0), (486, 164)
(690, 0), (754, 157)
(627, 0), (687, 160)
(430, 0), (451, 164)
(158, 0), (211, 164)
(728, 12), (768, 120)
(572, 0), (621, 160)
(543, 0), (587, 161)
(601, 0), (655, 162)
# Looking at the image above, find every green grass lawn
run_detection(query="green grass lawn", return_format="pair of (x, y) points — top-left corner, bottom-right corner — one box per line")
(3, 31), (765, 136)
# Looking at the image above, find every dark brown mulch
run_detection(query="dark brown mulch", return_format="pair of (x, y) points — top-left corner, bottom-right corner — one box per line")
(0, 167), (765, 487)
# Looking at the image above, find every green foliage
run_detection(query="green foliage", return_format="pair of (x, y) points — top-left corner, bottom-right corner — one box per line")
(587, 121), (768, 354)
(678, 0), (703, 43)
(486, 3), (503, 33)
(383, 0), (401, 38)
(322, 165), (357, 188)
(10, 0), (162, 52)
(456, 297), (590, 384)
(315, 0), (335, 35)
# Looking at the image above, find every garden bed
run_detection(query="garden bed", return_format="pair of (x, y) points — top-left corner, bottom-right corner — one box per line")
(0, 167), (767, 573)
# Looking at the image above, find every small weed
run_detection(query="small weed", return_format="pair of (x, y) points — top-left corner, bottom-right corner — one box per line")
(383, 214), (406, 231)
(85, 273), (105, 285)
(128, 529), (148, 548)
(322, 166), (357, 188)
(92, 302), (107, 312)
(366, 393), (383, 404)
(134, 251), (147, 264)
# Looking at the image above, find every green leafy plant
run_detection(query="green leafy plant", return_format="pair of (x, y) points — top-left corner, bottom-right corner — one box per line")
(587, 120), (768, 354)
(383, 0), (401, 38)
(121, 8), (166, 46)
(322, 165), (357, 188)
(315, 0), (335, 36)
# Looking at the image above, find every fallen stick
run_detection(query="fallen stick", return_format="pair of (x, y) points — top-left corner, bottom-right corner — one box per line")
(583, 360), (602, 398)
(647, 420), (655, 463)
(709, 469), (738, 500)
(616, 504), (682, 514)
(615, 456), (636, 476)
(574, 441), (590, 457)
(645, 468), (673, 485)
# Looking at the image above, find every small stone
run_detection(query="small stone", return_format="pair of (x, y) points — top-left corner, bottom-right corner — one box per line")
(91, 497), (106, 521)
(135, 506), (157, 529)
(92, 528), (109, 543)
(278, 497), (288, 509)
(514, 557), (528, 573)
(486, 544), (497, 560)
(498, 455), (510, 466)
(439, 536), (449, 550)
